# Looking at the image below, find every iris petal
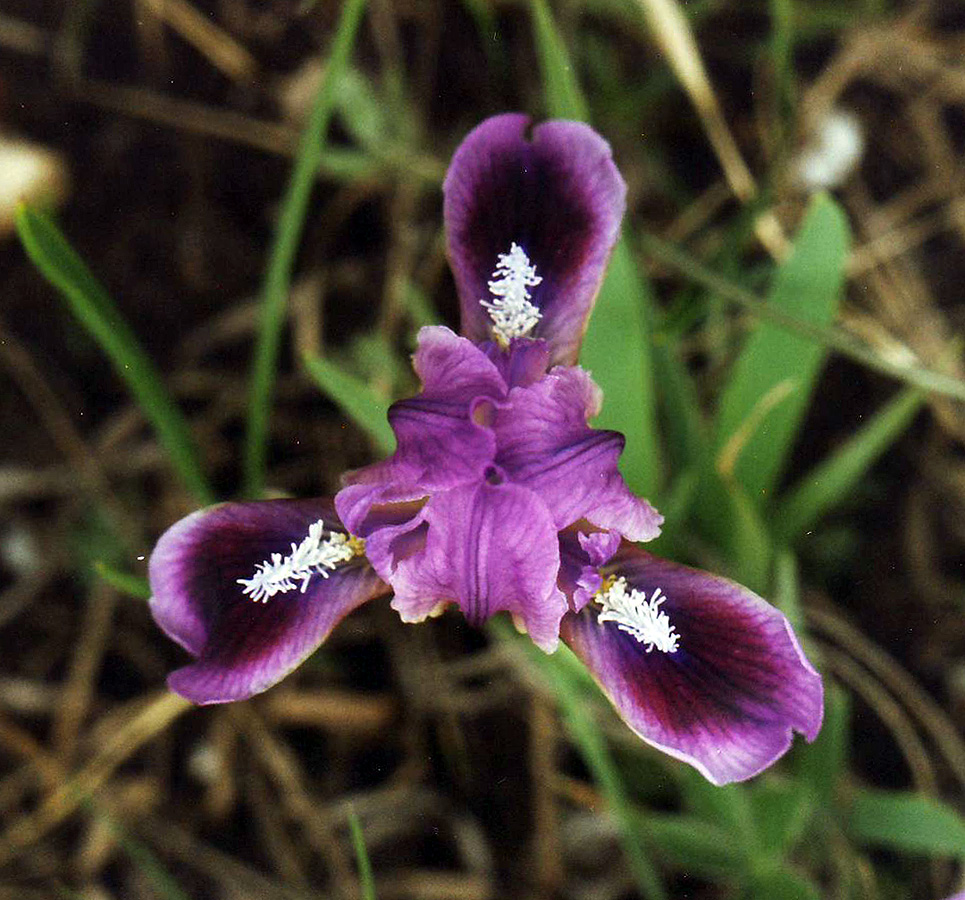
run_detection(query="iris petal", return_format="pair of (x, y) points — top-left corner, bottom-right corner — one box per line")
(561, 545), (823, 784)
(368, 481), (568, 652)
(444, 114), (626, 365)
(494, 365), (662, 541)
(149, 499), (388, 704)
(337, 326), (503, 534)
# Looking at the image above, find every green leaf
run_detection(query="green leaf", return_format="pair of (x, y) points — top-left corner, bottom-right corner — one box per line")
(773, 386), (923, 542)
(679, 769), (762, 862)
(797, 683), (850, 806)
(744, 867), (822, 900)
(714, 194), (850, 502)
(528, 0), (661, 497)
(88, 804), (191, 900)
(773, 548), (803, 632)
(847, 788), (965, 856)
(652, 330), (707, 474)
(334, 68), (388, 151)
(302, 352), (395, 456)
(641, 230), (965, 403)
(15, 206), (214, 505)
(348, 807), (377, 900)
(528, 0), (589, 120)
(94, 562), (151, 600)
(582, 240), (663, 498)
(490, 622), (666, 900)
(640, 812), (748, 878)
(243, 0), (368, 497)
(749, 780), (813, 859)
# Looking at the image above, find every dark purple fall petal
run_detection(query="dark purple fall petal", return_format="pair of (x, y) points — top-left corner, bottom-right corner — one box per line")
(494, 366), (662, 541)
(366, 481), (568, 652)
(149, 499), (388, 704)
(444, 113), (626, 365)
(561, 545), (823, 785)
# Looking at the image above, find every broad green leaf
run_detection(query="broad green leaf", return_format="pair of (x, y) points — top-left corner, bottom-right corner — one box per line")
(749, 780), (812, 859)
(797, 683), (850, 806)
(652, 331), (707, 473)
(15, 207), (214, 505)
(348, 808), (377, 900)
(583, 241), (663, 498)
(680, 769), (761, 861)
(847, 788), (965, 856)
(302, 352), (395, 456)
(528, 0), (661, 497)
(641, 230), (965, 402)
(773, 386), (923, 542)
(243, 0), (368, 497)
(529, 0), (589, 120)
(714, 194), (850, 502)
(640, 812), (748, 878)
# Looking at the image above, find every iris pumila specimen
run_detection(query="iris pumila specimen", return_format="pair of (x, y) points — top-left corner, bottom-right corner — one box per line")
(149, 114), (822, 785)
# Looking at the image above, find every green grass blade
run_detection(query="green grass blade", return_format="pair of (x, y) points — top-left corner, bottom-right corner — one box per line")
(714, 194), (850, 501)
(95, 562), (151, 600)
(773, 386), (923, 542)
(847, 788), (965, 856)
(773, 548), (803, 632)
(640, 232), (965, 402)
(302, 352), (395, 456)
(88, 804), (192, 900)
(583, 241), (663, 497)
(744, 868), (821, 900)
(491, 622), (666, 900)
(529, 0), (589, 120)
(528, 0), (661, 496)
(243, 0), (368, 497)
(15, 206), (214, 504)
(348, 807), (377, 900)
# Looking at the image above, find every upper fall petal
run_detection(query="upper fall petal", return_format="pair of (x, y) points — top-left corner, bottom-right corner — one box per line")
(336, 326), (504, 534)
(367, 480), (568, 652)
(444, 114), (626, 365)
(560, 544), (823, 785)
(149, 499), (388, 704)
(493, 365), (662, 541)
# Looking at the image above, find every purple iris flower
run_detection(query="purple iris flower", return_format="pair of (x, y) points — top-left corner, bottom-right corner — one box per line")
(148, 113), (822, 785)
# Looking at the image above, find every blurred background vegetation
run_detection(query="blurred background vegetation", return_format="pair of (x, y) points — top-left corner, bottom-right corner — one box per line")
(1, 0), (964, 897)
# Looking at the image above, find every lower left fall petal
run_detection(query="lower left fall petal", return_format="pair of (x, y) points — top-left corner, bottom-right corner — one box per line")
(148, 499), (388, 704)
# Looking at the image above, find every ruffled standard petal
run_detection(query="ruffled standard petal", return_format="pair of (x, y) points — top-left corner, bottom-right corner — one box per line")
(367, 481), (568, 652)
(149, 499), (388, 704)
(494, 365), (662, 541)
(444, 114), (626, 365)
(337, 326), (504, 534)
(561, 546), (823, 785)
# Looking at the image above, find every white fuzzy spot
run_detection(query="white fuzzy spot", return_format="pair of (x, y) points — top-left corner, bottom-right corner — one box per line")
(237, 521), (361, 603)
(596, 577), (680, 653)
(480, 242), (542, 344)
(793, 109), (865, 192)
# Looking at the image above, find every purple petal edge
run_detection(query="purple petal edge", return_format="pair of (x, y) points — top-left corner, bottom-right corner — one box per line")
(561, 546), (823, 785)
(444, 113), (626, 365)
(149, 499), (389, 704)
